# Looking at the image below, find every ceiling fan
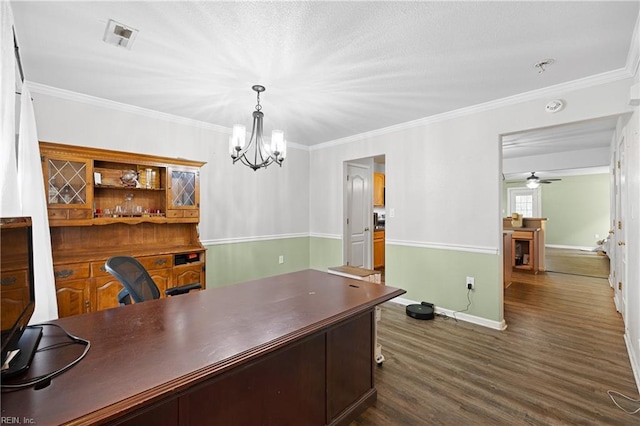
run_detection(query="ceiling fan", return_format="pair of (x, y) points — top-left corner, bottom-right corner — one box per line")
(525, 172), (561, 188)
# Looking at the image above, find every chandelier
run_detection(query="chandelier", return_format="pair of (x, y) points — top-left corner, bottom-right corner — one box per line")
(229, 85), (286, 171)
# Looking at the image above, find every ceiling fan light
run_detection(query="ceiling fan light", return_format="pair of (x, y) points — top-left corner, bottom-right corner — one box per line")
(527, 180), (540, 189)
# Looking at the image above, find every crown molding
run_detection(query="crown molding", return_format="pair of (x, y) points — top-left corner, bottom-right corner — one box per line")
(311, 67), (634, 151)
(27, 81), (309, 151)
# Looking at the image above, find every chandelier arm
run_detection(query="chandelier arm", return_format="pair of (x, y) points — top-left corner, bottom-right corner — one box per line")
(230, 84), (285, 171)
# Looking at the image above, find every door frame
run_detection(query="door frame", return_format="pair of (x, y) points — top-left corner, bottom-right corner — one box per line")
(343, 160), (373, 269)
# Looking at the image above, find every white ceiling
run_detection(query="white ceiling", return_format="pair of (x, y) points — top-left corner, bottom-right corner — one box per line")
(10, 1), (640, 149)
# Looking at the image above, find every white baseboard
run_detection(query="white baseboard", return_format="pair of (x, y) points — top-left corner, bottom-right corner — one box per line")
(546, 244), (598, 251)
(388, 297), (507, 331)
(623, 334), (640, 394)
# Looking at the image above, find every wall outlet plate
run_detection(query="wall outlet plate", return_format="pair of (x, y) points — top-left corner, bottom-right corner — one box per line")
(466, 276), (475, 290)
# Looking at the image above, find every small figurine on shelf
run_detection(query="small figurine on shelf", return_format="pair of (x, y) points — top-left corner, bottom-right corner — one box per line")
(120, 170), (139, 188)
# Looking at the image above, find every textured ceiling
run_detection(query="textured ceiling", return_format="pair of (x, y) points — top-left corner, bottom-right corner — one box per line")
(10, 1), (640, 147)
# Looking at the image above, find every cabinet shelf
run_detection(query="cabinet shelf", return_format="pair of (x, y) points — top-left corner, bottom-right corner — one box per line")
(95, 185), (165, 191)
(39, 141), (206, 319)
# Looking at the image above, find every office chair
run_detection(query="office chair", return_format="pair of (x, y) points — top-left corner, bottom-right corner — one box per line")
(105, 256), (202, 305)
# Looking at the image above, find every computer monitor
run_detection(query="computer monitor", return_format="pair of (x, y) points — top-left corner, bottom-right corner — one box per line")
(1, 216), (41, 378)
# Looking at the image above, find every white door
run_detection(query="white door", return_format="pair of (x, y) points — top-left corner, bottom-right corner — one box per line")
(345, 163), (371, 268)
(614, 134), (627, 317)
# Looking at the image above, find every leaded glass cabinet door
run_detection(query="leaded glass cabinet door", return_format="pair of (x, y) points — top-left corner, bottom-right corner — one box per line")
(167, 166), (200, 220)
(42, 154), (93, 221)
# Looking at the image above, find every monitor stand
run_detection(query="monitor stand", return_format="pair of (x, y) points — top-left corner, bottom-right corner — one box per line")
(1, 326), (43, 378)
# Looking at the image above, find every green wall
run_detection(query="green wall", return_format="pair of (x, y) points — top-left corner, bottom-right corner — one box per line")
(542, 174), (610, 247)
(205, 237), (310, 288)
(309, 236), (343, 271)
(386, 245), (501, 322)
(205, 236), (345, 289)
(206, 236), (502, 323)
(503, 174), (609, 247)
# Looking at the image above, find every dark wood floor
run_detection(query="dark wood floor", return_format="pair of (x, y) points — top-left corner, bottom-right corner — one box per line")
(352, 271), (639, 425)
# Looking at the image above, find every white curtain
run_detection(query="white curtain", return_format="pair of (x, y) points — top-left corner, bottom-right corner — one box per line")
(2, 2), (59, 321)
(18, 82), (58, 322)
(0, 1), (20, 217)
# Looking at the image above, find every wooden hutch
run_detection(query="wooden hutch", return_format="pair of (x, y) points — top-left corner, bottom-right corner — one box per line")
(39, 142), (206, 318)
(503, 217), (547, 274)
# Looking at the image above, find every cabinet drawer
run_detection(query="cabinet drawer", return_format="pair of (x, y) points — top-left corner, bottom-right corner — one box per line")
(138, 255), (172, 271)
(48, 209), (92, 220)
(54, 263), (90, 281)
(166, 210), (183, 218)
(184, 210), (199, 218)
(69, 209), (92, 219)
(91, 261), (110, 277)
(512, 230), (534, 240)
(48, 209), (68, 220)
(0, 270), (28, 288)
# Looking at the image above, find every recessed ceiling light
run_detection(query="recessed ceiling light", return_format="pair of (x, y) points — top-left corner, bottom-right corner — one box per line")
(103, 19), (138, 50)
(534, 58), (555, 74)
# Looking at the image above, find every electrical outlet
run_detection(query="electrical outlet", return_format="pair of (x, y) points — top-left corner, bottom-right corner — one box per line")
(279, 255), (284, 264)
(466, 276), (475, 290)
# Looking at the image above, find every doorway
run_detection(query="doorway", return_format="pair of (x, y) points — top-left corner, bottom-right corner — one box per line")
(343, 155), (386, 270)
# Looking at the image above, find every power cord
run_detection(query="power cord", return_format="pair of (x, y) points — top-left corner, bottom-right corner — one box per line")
(1, 323), (90, 391)
(451, 288), (473, 322)
(608, 390), (640, 414)
(431, 288), (473, 322)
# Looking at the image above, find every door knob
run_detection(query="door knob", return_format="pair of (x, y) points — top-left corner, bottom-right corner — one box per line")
(618, 241), (626, 246)
(364, 227), (370, 232)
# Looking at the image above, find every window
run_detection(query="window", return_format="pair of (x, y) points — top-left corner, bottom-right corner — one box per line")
(508, 187), (541, 217)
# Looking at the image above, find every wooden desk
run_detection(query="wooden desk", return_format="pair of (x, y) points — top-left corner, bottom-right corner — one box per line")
(1, 270), (405, 425)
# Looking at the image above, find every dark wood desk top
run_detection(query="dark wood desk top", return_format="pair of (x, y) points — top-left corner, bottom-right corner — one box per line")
(2, 269), (404, 425)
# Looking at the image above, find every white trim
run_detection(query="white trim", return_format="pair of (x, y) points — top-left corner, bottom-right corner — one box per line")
(388, 297), (507, 331)
(546, 244), (600, 251)
(309, 232), (342, 240)
(624, 334), (640, 393)
(310, 67), (634, 151)
(626, 10), (640, 78)
(201, 233), (308, 246)
(386, 239), (498, 255)
(27, 82), (309, 151)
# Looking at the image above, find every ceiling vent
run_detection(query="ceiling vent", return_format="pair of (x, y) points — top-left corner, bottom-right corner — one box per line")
(103, 19), (138, 50)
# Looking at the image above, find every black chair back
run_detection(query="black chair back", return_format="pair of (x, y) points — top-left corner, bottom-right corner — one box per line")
(105, 256), (160, 304)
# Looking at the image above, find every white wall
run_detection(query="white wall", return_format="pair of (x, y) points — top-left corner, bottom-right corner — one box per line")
(310, 78), (636, 249)
(29, 89), (310, 243)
